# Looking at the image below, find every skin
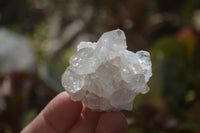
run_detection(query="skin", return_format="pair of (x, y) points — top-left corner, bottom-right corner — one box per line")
(21, 92), (127, 133)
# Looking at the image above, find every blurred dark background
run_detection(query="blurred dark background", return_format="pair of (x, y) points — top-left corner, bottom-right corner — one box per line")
(0, 0), (200, 132)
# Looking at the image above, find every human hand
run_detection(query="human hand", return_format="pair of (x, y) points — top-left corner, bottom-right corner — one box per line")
(21, 92), (127, 133)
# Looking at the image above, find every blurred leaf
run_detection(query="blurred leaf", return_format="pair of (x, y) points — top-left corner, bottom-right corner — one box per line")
(21, 109), (37, 129)
(29, 23), (48, 66)
(185, 90), (196, 103)
(163, 56), (189, 104)
(181, 0), (198, 18)
(176, 27), (198, 58)
(151, 36), (189, 61)
(151, 36), (190, 104)
(39, 49), (74, 93)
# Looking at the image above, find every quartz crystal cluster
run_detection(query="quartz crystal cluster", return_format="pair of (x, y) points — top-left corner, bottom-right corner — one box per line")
(62, 29), (152, 111)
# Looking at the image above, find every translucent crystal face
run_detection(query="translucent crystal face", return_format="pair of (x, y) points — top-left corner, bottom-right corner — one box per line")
(62, 29), (152, 111)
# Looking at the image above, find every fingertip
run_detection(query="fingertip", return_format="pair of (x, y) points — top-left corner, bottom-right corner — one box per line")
(96, 112), (128, 133)
(52, 91), (83, 110)
(22, 91), (83, 133)
(68, 105), (102, 133)
(42, 92), (83, 132)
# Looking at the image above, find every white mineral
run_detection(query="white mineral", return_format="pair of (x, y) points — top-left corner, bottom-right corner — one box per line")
(62, 29), (152, 111)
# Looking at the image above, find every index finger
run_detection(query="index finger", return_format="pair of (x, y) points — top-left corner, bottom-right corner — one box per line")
(21, 92), (82, 133)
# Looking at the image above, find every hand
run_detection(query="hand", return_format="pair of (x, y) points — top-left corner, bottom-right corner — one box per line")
(21, 92), (127, 133)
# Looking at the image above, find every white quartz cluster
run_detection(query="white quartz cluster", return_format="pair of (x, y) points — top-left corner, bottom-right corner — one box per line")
(62, 29), (152, 111)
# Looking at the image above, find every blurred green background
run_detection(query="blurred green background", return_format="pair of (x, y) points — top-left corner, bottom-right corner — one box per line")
(0, 0), (200, 132)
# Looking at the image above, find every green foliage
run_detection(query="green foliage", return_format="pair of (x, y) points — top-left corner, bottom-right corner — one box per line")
(181, 0), (198, 19)
(21, 109), (37, 128)
(151, 36), (192, 104)
(29, 23), (49, 66)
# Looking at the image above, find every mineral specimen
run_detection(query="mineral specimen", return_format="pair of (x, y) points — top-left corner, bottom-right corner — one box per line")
(62, 29), (152, 111)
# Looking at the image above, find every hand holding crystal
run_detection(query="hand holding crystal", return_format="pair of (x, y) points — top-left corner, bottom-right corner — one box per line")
(21, 92), (127, 133)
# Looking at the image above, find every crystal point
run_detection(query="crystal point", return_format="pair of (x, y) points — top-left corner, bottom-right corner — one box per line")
(62, 29), (152, 111)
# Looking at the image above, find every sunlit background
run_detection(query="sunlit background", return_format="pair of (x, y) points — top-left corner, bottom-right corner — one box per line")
(0, 0), (200, 132)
